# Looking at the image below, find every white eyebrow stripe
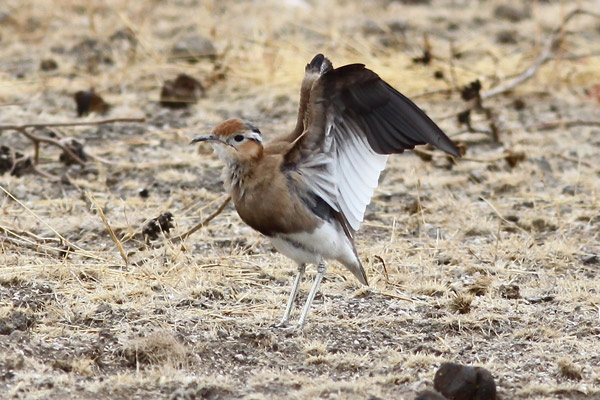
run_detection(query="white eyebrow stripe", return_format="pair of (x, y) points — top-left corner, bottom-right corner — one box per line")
(248, 132), (262, 143)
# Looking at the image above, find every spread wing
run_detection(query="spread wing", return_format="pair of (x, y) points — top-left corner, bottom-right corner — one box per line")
(284, 54), (460, 232)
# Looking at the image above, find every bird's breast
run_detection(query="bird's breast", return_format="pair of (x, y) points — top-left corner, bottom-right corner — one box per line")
(228, 161), (321, 237)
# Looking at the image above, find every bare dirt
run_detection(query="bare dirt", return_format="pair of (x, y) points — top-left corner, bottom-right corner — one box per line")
(1, 1), (600, 399)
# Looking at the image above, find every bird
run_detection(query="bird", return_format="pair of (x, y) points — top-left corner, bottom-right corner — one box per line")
(191, 54), (460, 329)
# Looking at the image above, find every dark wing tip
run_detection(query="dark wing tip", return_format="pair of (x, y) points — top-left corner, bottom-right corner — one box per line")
(437, 136), (461, 158)
(306, 54), (333, 74)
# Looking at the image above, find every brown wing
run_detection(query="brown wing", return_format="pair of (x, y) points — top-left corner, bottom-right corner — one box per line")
(284, 54), (460, 231)
(270, 54), (333, 148)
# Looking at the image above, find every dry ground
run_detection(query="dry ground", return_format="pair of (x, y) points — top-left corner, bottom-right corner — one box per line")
(1, 0), (600, 399)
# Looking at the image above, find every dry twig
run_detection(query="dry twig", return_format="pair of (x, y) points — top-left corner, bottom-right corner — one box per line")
(482, 9), (600, 100)
(172, 196), (232, 242)
(442, 9), (600, 142)
(87, 192), (129, 265)
(0, 117), (145, 167)
(530, 119), (600, 131)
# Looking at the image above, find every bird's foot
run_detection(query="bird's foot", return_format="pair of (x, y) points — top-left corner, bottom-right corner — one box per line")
(270, 321), (302, 332)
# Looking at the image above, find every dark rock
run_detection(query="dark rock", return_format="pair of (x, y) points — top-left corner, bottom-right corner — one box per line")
(461, 80), (481, 101)
(139, 188), (150, 199)
(74, 90), (111, 116)
(582, 254), (599, 265)
(512, 98), (526, 110)
(40, 59), (58, 71)
(493, 5), (531, 22)
(504, 150), (526, 168)
(496, 30), (517, 44)
(434, 362), (497, 400)
(562, 185), (578, 196)
(160, 74), (205, 108)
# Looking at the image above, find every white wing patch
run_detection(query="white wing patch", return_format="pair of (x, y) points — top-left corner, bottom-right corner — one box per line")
(332, 118), (388, 231)
(298, 113), (388, 232)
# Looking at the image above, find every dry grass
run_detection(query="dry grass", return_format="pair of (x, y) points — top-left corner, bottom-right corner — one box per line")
(1, 0), (600, 399)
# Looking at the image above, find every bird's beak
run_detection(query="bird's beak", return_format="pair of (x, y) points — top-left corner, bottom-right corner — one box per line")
(190, 134), (220, 144)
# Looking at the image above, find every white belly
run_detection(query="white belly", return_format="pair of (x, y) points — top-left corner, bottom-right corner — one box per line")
(269, 220), (357, 266)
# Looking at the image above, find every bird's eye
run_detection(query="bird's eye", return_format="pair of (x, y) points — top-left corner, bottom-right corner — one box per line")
(234, 135), (244, 142)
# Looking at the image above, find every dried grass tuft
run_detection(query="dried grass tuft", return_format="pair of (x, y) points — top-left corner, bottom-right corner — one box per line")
(557, 357), (584, 381)
(122, 331), (188, 368)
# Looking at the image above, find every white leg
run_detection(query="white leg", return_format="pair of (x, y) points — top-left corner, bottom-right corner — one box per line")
(297, 261), (327, 329)
(273, 263), (305, 327)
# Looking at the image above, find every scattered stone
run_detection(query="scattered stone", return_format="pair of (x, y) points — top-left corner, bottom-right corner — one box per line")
(143, 212), (174, 241)
(535, 157), (553, 173)
(499, 284), (520, 299)
(504, 150), (526, 168)
(512, 98), (526, 110)
(74, 90), (111, 117)
(562, 185), (578, 196)
(434, 362), (497, 400)
(582, 254), (599, 266)
(160, 74), (205, 109)
(496, 30), (517, 44)
(493, 5), (531, 22)
(461, 80), (481, 101)
(40, 58), (58, 71)
(138, 188), (150, 199)
(171, 34), (217, 61)
(0, 311), (35, 335)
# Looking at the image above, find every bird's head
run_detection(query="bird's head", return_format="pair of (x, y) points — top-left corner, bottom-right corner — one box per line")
(191, 118), (263, 162)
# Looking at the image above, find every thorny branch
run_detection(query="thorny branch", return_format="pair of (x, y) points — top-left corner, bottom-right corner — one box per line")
(0, 117), (145, 176)
(0, 117), (146, 132)
(440, 8), (600, 141)
(482, 8), (600, 100)
(172, 196), (232, 242)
